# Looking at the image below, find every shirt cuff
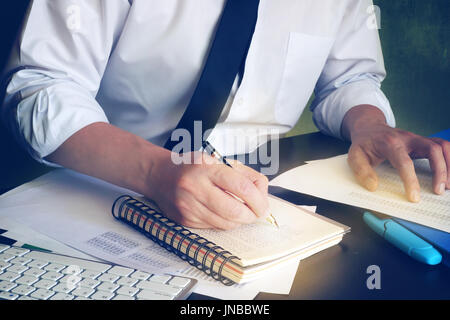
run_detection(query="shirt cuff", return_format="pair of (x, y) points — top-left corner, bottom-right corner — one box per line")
(311, 80), (396, 139)
(15, 82), (109, 165)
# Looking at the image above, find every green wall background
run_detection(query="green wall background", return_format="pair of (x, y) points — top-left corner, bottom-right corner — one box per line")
(1, 0), (449, 192)
(289, 0), (450, 137)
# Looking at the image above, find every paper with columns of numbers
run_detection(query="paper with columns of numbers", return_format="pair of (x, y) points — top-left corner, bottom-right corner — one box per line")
(0, 169), (308, 299)
(270, 155), (450, 233)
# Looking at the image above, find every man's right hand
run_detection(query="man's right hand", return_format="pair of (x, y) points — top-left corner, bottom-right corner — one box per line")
(46, 122), (270, 230)
(148, 152), (270, 230)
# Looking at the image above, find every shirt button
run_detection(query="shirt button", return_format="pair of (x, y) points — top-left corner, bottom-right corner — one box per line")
(235, 97), (244, 106)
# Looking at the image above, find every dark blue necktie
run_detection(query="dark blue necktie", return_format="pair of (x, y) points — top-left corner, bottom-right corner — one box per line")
(164, 0), (260, 152)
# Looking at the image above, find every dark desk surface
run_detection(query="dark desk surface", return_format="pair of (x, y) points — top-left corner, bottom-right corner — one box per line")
(195, 132), (450, 299)
(258, 133), (450, 299)
(3, 132), (450, 299)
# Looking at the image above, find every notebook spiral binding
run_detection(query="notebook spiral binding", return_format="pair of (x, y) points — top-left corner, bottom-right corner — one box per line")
(112, 195), (239, 286)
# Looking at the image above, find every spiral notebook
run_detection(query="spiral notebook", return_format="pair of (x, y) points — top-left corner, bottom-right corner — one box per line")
(112, 195), (349, 285)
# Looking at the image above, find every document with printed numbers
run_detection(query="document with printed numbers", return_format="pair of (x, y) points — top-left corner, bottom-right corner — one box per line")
(270, 155), (450, 233)
(0, 169), (327, 297)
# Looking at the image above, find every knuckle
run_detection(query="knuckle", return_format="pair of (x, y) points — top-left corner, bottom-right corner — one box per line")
(237, 179), (253, 196)
(428, 142), (443, 156)
(383, 133), (401, 146)
(436, 169), (447, 179)
(176, 175), (194, 193)
(397, 158), (413, 170)
(260, 174), (269, 185)
(173, 197), (190, 214)
(227, 201), (245, 220)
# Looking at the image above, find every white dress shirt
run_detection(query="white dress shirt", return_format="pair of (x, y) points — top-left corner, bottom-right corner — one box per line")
(2, 0), (395, 162)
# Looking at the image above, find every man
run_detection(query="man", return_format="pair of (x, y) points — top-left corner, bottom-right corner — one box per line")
(2, 0), (449, 230)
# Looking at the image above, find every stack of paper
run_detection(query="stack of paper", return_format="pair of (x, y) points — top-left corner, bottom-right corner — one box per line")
(270, 155), (450, 233)
(0, 169), (315, 299)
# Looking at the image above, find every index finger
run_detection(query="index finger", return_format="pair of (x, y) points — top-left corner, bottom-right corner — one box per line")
(209, 165), (270, 219)
(226, 159), (269, 196)
(386, 146), (421, 202)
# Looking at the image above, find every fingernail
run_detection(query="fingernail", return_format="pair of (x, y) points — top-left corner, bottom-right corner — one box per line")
(365, 177), (377, 191)
(264, 208), (271, 218)
(438, 183), (445, 195)
(410, 190), (420, 203)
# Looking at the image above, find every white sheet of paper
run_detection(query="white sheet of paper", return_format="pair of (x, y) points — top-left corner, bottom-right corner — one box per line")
(0, 170), (187, 274)
(270, 155), (450, 232)
(179, 257), (300, 299)
(0, 169), (302, 299)
(0, 217), (99, 260)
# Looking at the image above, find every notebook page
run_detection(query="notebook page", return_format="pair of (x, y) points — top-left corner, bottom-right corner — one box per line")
(270, 155), (450, 233)
(189, 196), (345, 266)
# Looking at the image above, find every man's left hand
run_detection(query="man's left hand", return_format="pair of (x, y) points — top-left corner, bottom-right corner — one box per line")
(342, 105), (450, 202)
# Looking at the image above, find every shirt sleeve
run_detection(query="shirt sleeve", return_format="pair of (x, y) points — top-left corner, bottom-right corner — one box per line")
(310, 0), (396, 139)
(1, 0), (130, 165)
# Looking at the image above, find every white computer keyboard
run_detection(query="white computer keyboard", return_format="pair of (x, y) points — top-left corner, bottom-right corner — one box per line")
(0, 244), (197, 300)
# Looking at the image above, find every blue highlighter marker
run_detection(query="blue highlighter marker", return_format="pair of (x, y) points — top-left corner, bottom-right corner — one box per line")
(363, 212), (442, 265)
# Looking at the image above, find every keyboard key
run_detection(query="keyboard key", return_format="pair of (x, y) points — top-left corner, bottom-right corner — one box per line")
(116, 277), (138, 287)
(169, 277), (192, 288)
(23, 267), (46, 278)
(41, 271), (64, 281)
(44, 263), (66, 273)
(80, 269), (102, 279)
(97, 273), (119, 283)
(4, 248), (29, 257)
(0, 261), (12, 271)
(136, 280), (181, 296)
(0, 244), (10, 253)
(108, 266), (134, 277)
(130, 270), (151, 281)
(0, 280), (17, 291)
(136, 289), (174, 300)
(6, 264), (29, 274)
(34, 279), (57, 290)
(78, 278), (100, 289)
(112, 294), (135, 300)
(90, 290), (114, 300)
(50, 293), (74, 300)
(30, 288), (55, 300)
(18, 296), (37, 300)
(62, 265), (83, 275)
(9, 257), (32, 265)
(0, 272), (21, 282)
(26, 259), (49, 269)
(96, 282), (120, 293)
(11, 284), (35, 296)
(0, 290), (19, 300)
(60, 275), (82, 287)
(24, 251), (111, 273)
(116, 286), (139, 297)
(52, 283), (75, 294)
(0, 253), (15, 262)
(72, 286), (95, 298)
(15, 275), (39, 286)
(149, 274), (171, 284)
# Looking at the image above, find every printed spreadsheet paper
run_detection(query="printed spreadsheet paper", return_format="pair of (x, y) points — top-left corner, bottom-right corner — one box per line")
(0, 169), (302, 299)
(270, 155), (450, 233)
